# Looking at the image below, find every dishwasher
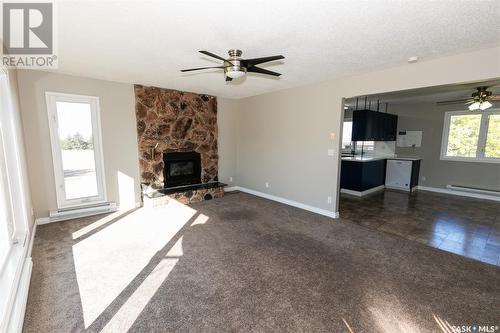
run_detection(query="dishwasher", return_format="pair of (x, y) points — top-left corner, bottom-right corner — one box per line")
(385, 158), (420, 192)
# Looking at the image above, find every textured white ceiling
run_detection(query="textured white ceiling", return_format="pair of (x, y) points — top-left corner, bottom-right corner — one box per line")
(52, 0), (500, 99)
(345, 80), (500, 105)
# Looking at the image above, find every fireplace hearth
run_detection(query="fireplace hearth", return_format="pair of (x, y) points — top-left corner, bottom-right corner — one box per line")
(163, 151), (201, 188)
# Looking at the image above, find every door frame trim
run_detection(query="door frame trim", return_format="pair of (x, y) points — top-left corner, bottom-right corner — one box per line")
(45, 91), (107, 209)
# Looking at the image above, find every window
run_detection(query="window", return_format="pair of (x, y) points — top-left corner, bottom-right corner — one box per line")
(441, 110), (500, 163)
(342, 121), (353, 149)
(355, 141), (375, 153)
(342, 120), (375, 154)
(46, 92), (107, 208)
(0, 127), (14, 268)
(0, 69), (30, 327)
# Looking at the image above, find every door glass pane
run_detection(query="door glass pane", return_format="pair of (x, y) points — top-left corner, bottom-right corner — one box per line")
(56, 101), (98, 200)
(446, 114), (481, 157)
(485, 114), (500, 158)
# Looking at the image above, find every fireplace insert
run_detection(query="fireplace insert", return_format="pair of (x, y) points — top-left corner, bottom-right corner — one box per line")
(163, 151), (201, 188)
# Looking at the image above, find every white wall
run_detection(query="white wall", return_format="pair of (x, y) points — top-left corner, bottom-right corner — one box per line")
(393, 102), (500, 190)
(217, 98), (239, 187)
(236, 47), (500, 215)
(16, 71), (240, 218)
(17, 71), (141, 218)
(14, 47), (500, 218)
(3, 69), (34, 235)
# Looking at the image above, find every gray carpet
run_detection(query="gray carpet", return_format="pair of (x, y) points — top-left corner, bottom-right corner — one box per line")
(24, 192), (500, 332)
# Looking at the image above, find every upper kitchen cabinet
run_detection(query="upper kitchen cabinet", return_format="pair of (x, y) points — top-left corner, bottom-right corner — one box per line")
(351, 110), (398, 141)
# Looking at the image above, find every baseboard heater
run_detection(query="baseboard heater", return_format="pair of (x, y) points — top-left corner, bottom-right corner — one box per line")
(446, 185), (500, 197)
(48, 202), (117, 222)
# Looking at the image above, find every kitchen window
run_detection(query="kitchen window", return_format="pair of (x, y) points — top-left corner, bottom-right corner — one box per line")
(342, 121), (353, 149)
(440, 109), (500, 163)
(342, 120), (375, 154)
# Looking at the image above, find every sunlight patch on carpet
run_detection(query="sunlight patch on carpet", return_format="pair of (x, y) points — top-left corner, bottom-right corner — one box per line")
(72, 200), (196, 328)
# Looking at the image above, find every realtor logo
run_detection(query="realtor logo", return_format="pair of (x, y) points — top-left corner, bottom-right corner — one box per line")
(1, 1), (57, 68)
(3, 2), (52, 54)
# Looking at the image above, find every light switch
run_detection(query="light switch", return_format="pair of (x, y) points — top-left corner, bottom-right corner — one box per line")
(327, 149), (335, 156)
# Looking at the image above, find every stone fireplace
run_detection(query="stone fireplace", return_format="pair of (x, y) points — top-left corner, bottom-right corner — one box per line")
(134, 85), (225, 204)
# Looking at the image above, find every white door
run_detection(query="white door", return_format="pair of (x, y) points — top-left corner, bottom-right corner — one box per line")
(46, 92), (107, 208)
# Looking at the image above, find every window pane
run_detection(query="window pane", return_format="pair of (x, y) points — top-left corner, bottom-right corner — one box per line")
(342, 121), (352, 148)
(56, 102), (98, 200)
(446, 114), (481, 158)
(485, 114), (500, 158)
(355, 141), (374, 152)
(0, 136), (13, 266)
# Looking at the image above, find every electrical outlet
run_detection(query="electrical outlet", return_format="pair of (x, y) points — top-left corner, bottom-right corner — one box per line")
(327, 196), (332, 204)
(327, 149), (334, 156)
(265, 182), (269, 188)
(421, 176), (426, 181)
(229, 177), (233, 182)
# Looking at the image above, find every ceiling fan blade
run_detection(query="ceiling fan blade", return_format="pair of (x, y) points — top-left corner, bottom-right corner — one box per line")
(243, 55), (284, 67)
(199, 50), (227, 62)
(247, 66), (281, 77)
(181, 66), (226, 72)
(436, 98), (471, 105)
(489, 95), (500, 101)
(225, 76), (233, 82)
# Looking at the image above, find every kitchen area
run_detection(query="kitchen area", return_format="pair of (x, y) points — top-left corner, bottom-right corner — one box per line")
(338, 83), (500, 267)
(340, 98), (421, 197)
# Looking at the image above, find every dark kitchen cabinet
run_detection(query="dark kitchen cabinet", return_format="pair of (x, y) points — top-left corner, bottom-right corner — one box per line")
(384, 113), (398, 141)
(340, 159), (387, 191)
(351, 110), (398, 141)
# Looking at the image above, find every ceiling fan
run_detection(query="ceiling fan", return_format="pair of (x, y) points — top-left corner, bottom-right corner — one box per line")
(181, 49), (284, 82)
(437, 86), (500, 111)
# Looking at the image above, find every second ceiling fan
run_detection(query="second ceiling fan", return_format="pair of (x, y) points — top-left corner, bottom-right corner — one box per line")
(181, 49), (284, 82)
(437, 86), (500, 111)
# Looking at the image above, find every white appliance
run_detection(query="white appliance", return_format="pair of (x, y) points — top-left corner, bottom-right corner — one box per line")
(385, 159), (413, 191)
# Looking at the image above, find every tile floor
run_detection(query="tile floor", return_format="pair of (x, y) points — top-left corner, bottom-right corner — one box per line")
(339, 189), (500, 266)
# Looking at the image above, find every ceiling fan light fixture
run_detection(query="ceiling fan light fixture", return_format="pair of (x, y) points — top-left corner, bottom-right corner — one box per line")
(468, 102), (480, 111)
(479, 101), (492, 110)
(226, 70), (246, 79)
(182, 50), (284, 82)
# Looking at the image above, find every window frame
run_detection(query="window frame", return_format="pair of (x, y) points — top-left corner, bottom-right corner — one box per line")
(0, 67), (30, 328)
(440, 109), (500, 164)
(341, 120), (353, 150)
(45, 92), (107, 208)
(0, 124), (14, 270)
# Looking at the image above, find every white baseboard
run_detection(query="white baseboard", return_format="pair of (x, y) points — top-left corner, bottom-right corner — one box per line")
(340, 185), (385, 197)
(416, 186), (500, 202)
(231, 186), (339, 219)
(5, 223), (36, 333)
(6, 259), (32, 333)
(224, 186), (239, 192)
(35, 217), (50, 225)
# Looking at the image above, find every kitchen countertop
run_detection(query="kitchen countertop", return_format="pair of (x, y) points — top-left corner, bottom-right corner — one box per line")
(341, 156), (387, 162)
(341, 156), (421, 162)
(386, 156), (421, 161)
